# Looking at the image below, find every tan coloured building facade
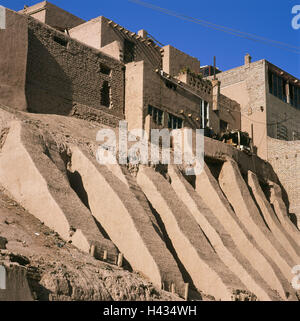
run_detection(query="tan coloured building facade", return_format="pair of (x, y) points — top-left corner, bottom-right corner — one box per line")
(0, 1), (297, 221)
(18, 1), (85, 30)
(0, 8), (125, 127)
(210, 55), (300, 225)
(0, 2), (241, 137)
(209, 55), (300, 159)
(68, 11), (241, 134)
(1, 1), (300, 301)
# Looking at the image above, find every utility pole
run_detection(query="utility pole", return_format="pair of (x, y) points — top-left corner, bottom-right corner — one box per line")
(213, 56), (216, 80)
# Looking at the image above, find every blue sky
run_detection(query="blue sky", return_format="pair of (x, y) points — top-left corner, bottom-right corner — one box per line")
(2, 0), (300, 78)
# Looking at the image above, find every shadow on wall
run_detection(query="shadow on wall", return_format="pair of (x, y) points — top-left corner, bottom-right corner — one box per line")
(25, 30), (74, 115)
(258, 166), (292, 222)
(289, 213), (298, 228)
(66, 164), (133, 271)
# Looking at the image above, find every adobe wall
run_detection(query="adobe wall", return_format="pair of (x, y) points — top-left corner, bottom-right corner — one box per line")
(143, 62), (204, 129)
(266, 93), (300, 141)
(195, 164), (284, 300)
(26, 17), (125, 117)
(210, 60), (268, 159)
(137, 166), (252, 301)
(125, 60), (242, 134)
(125, 61), (145, 131)
(203, 136), (278, 183)
(125, 60), (203, 131)
(70, 17), (162, 69)
(162, 45), (200, 77)
(175, 71), (212, 102)
(267, 137), (300, 226)
(176, 72), (241, 132)
(19, 1), (85, 30)
(218, 94), (241, 131)
(247, 171), (300, 262)
(0, 9), (28, 111)
(168, 165), (277, 301)
(69, 17), (103, 50)
(0, 120), (118, 261)
(219, 160), (298, 300)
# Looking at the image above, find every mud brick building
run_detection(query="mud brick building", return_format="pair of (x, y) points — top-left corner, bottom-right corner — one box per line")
(209, 54), (300, 225)
(0, 7), (125, 127)
(0, 2), (298, 220)
(0, 1), (241, 135)
(1, 2), (298, 220)
(1, 1), (300, 301)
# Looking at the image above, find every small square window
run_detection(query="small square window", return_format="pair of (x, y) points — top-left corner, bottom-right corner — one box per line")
(53, 35), (68, 47)
(100, 64), (111, 75)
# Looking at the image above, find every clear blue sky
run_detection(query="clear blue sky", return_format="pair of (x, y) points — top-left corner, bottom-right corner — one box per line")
(2, 0), (300, 78)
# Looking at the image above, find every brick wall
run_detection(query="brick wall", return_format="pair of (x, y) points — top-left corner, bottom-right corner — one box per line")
(162, 45), (200, 77)
(209, 60), (268, 159)
(0, 9), (28, 111)
(70, 17), (162, 69)
(266, 93), (300, 142)
(125, 60), (239, 134)
(267, 137), (300, 226)
(26, 17), (125, 118)
(218, 94), (241, 131)
(19, 1), (85, 30)
(143, 62), (208, 129)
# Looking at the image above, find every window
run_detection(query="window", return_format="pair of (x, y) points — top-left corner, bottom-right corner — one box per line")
(200, 66), (221, 77)
(200, 99), (209, 128)
(296, 87), (300, 110)
(148, 105), (164, 126)
(100, 64), (111, 75)
(165, 80), (177, 90)
(123, 39), (135, 63)
(268, 71), (273, 94)
(101, 81), (111, 107)
(220, 120), (228, 132)
(277, 124), (288, 140)
(168, 113), (183, 129)
(268, 71), (287, 103)
(53, 35), (68, 47)
(290, 84), (300, 110)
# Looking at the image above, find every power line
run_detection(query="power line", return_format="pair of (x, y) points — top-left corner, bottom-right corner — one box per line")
(128, 0), (300, 54)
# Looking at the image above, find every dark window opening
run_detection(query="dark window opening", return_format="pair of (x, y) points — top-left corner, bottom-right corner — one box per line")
(101, 81), (111, 107)
(290, 84), (294, 104)
(123, 39), (135, 63)
(290, 84), (300, 110)
(277, 124), (288, 140)
(268, 71), (273, 94)
(53, 35), (68, 47)
(165, 80), (177, 90)
(199, 66), (221, 77)
(148, 105), (164, 126)
(168, 113), (183, 129)
(220, 120), (228, 133)
(100, 64), (111, 75)
(268, 70), (288, 104)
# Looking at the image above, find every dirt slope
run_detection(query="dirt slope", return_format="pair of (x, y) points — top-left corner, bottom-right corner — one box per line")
(0, 186), (181, 301)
